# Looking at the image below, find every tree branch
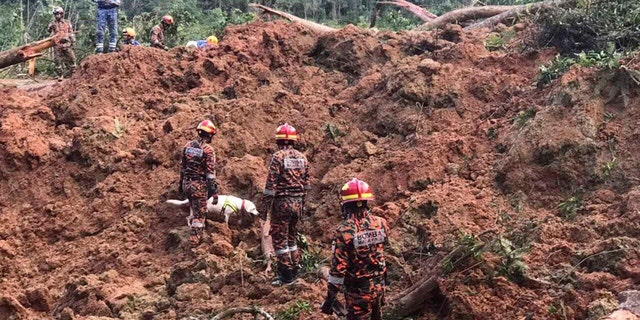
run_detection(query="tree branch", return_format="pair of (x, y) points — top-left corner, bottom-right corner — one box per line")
(249, 3), (337, 33)
(417, 5), (520, 30)
(211, 306), (274, 320)
(466, 0), (577, 30)
(376, 0), (438, 22)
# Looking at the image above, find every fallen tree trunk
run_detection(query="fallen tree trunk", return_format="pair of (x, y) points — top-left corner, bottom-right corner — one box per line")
(417, 5), (520, 30)
(377, 0), (438, 22)
(466, 0), (576, 29)
(249, 3), (337, 33)
(0, 36), (59, 70)
(386, 230), (496, 318)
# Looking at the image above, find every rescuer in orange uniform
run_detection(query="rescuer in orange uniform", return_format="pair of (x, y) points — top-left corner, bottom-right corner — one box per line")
(321, 178), (389, 320)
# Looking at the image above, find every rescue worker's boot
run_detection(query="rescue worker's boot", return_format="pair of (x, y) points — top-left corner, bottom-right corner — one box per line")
(272, 264), (295, 286)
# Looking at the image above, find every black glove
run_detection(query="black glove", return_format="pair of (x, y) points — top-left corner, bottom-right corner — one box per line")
(207, 179), (218, 199)
(320, 299), (334, 315)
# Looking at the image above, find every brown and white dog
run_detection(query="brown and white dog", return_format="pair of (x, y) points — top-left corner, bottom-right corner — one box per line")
(166, 195), (259, 226)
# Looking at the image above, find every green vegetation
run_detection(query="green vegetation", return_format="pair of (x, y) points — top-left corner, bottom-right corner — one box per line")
(601, 157), (617, 181)
(558, 195), (581, 219)
(536, 55), (575, 86)
(514, 108), (536, 128)
(325, 122), (344, 143)
(276, 301), (312, 320)
(538, 0), (640, 54)
(484, 29), (516, 51)
(441, 232), (484, 273)
(493, 237), (527, 283)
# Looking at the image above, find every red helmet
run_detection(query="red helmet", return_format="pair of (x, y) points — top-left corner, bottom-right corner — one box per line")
(340, 178), (374, 205)
(162, 15), (175, 26)
(196, 120), (216, 135)
(275, 123), (297, 142)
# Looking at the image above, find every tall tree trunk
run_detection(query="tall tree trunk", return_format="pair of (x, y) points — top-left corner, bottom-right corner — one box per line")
(370, 2), (382, 27)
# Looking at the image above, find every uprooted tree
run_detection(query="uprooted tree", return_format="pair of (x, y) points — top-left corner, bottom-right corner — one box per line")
(250, 0), (580, 33)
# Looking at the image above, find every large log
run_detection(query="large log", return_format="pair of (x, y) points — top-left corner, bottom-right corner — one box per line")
(416, 5), (520, 30)
(377, 0), (438, 22)
(249, 3), (337, 33)
(466, 0), (576, 30)
(0, 36), (59, 70)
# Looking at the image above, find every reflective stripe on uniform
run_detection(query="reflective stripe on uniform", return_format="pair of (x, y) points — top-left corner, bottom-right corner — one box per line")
(264, 189), (276, 196)
(191, 219), (205, 228)
(275, 247), (289, 255)
(328, 275), (344, 285)
(289, 245), (298, 252)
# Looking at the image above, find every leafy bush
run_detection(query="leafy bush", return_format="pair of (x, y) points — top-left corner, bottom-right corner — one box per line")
(493, 237), (527, 283)
(538, 0), (640, 54)
(536, 55), (575, 86)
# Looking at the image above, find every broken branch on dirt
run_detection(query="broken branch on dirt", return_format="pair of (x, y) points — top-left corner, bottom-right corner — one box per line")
(0, 35), (63, 70)
(249, 3), (337, 33)
(211, 306), (274, 320)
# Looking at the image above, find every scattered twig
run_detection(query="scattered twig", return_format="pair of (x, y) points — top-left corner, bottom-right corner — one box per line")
(211, 306), (274, 320)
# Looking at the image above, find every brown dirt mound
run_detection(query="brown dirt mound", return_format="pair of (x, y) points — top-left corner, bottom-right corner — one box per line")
(1, 19), (640, 320)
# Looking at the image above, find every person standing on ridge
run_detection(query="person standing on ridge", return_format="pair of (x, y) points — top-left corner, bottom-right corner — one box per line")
(150, 15), (174, 50)
(179, 120), (218, 246)
(95, 0), (120, 53)
(261, 123), (310, 285)
(48, 7), (77, 78)
(321, 178), (389, 320)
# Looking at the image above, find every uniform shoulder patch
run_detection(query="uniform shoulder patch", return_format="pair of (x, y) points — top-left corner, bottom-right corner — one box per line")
(185, 147), (203, 157)
(354, 229), (386, 247)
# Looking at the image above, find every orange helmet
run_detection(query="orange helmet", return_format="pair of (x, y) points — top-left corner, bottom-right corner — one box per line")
(340, 178), (374, 205)
(275, 123), (297, 142)
(162, 15), (175, 26)
(197, 120), (216, 135)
